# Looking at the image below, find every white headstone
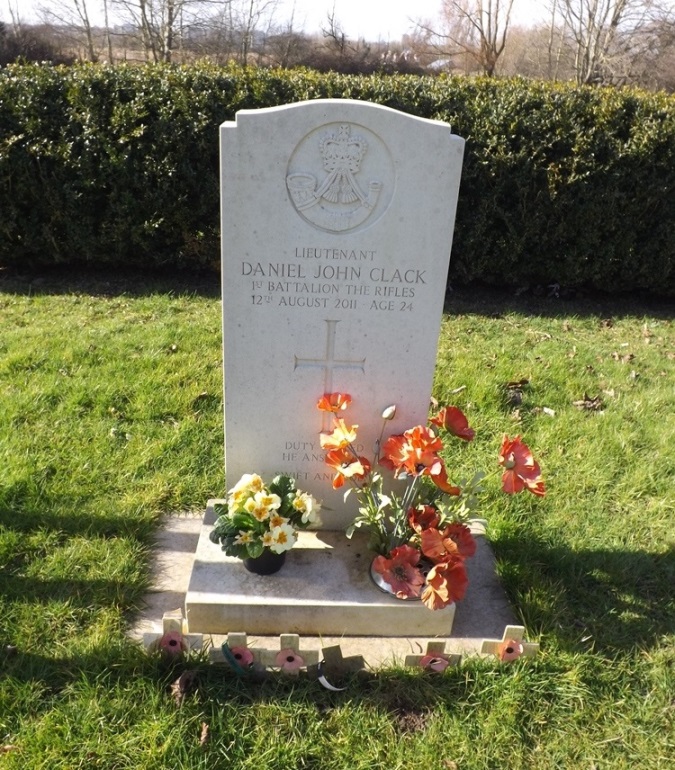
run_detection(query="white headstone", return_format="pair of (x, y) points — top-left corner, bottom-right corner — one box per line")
(221, 99), (464, 530)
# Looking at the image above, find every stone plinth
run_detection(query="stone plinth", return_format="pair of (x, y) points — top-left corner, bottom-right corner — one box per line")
(185, 501), (455, 636)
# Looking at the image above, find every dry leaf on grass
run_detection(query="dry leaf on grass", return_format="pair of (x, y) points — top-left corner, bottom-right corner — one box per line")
(199, 722), (209, 746)
(573, 393), (604, 411)
(170, 670), (198, 707)
(504, 378), (529, 407)
(612, 352), (635, 364)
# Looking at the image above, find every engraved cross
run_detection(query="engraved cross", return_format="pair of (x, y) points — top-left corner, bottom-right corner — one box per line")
(294, 319), (365, 430)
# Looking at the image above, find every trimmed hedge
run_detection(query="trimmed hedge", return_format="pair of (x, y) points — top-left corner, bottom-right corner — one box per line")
(1, 63), (674, 294)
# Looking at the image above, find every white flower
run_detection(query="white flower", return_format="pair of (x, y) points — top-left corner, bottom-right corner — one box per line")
(269, 523), (297, 553)
(261, 531), (275, 548)
(293, 492), (321, 524)
(254, 491), (281, 511)
(228, 473), (264, 507)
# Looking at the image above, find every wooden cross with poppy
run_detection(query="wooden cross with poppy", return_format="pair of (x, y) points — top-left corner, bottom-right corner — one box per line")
(480, 625), (539, 662)
(294, 319), (365, 429)
(215, 633), (320, 675)
(405, 640), (462, 672)
(258, 634), (320, 675)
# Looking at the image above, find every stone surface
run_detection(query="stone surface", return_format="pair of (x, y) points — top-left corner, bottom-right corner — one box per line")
(221, 99), (464, 529)
(185, 501), (455, 636)
(131, 511), (517, 666)
(181, 501), (517, 643)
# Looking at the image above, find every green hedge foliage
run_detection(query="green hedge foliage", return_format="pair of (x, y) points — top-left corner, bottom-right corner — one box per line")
(1, 63), (674, 294)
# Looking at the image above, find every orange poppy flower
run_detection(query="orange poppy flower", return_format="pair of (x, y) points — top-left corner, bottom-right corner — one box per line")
(372, 545), (425, 599)
(429, 461), (461, 495)
(421, 556), (469, 610)
(316, 392), (352, 412)
(430, 406), (475, 441)
(381, 426), (443, 477)
(319, 418), (358, 450)
(498, 435), (546, 497)
(379, 433), (408, 472)
(324, 447), (371, 489)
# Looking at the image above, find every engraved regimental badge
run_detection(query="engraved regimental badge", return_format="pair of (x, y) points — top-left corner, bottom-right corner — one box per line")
(287, 124), (385, 233)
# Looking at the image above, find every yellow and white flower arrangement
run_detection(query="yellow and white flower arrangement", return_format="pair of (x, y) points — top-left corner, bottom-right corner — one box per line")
(209, 473), (321, 559)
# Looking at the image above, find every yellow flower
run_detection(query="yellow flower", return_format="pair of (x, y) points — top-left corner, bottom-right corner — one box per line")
(269, 513), (289, 529)
(244, 496), (270, 522)
(261, 531), (275, 548)
(234, 531), (254, 545)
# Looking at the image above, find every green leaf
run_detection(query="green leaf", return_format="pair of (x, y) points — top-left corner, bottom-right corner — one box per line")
(270, 474), (295, 497)
(247, 540), (264, 559)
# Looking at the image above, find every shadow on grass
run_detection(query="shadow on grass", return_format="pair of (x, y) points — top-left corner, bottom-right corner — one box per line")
(444, 283), (675, 321)
(494, 532), (675, 655)
(0, 481), (156, 540)
(1, 265), (673, 318)
(0, 265), (221, 300)
(0, 574), (143, 607)
(0, 640), (556, 734)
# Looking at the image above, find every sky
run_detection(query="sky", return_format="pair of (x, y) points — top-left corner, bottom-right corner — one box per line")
(280, 0), (547, 42)
(9, 0), (547, 41)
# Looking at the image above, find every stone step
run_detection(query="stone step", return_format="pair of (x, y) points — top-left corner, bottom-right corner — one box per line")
(184, 501), (507, 638)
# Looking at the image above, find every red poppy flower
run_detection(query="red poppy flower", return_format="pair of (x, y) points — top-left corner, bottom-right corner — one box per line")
(430, 406), (475, 441)
(229, 646), (254, 668)
(498, 435), (546, 497)
(381, 426), (443, 477)
(419, 527), (460, 562)
(317, 392), (352, 412)
(325, 447), (371, 489)
(320, 418), (358, 450)
(275, 648), (305, 672)
(372, 545), (425, 599)
(421, 556), (468, 610)
(499, 639), (524, 662)
(157, 631), (186, 657)
(419, 654), (451, 672)
(442, 522), (477, 559)
(407, 505), (441, 533)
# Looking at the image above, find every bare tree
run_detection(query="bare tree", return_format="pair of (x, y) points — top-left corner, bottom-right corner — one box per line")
(110, 0), (225, 62)
(265, 7), (311, 68)
(550, 0), (675, 84)
(420, 0), (515, 75)
(321, 3), (348, 56)
(237, 0), (278, 63)
(37, 0), (100, 61)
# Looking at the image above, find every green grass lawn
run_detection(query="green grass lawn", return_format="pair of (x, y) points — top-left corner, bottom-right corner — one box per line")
(1, 270), (673, 769)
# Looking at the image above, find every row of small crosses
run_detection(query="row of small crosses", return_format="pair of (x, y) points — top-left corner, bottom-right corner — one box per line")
(144, 612), (539, 674)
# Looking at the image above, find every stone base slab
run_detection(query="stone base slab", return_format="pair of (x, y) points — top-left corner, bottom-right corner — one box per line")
(185, 500), (455, 636)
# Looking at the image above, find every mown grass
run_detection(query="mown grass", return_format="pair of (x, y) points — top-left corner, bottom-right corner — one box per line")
(1, 270), (673, 769)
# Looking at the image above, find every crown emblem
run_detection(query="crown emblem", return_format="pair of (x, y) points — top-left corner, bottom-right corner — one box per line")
(316, 125), (368, 204)
(286, 122), (383, 232)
